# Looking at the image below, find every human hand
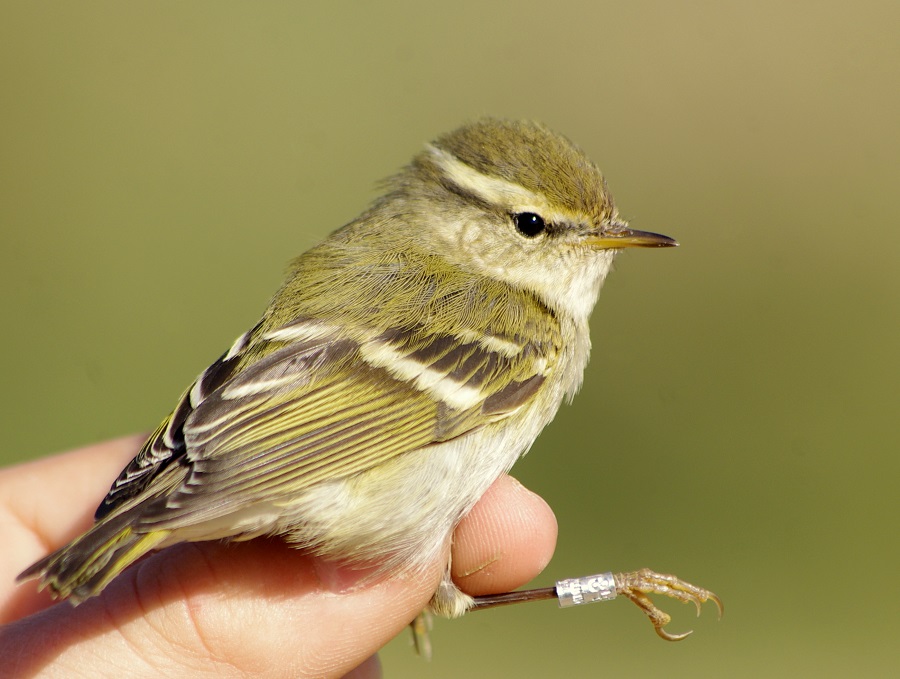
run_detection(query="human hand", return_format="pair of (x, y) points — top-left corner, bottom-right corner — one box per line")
(1, 435), (557, 677)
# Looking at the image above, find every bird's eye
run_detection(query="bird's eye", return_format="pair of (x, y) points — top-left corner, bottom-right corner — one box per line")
(513, 212), (547, 238)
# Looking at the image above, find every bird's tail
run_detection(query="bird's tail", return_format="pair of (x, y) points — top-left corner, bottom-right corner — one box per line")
(17, 510), (170, 604)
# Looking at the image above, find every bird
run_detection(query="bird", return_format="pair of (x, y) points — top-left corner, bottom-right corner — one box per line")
(18, 118), (719, 644)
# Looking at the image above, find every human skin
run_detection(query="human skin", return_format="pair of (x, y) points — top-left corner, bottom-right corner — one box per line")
(0, 435), (558, 678)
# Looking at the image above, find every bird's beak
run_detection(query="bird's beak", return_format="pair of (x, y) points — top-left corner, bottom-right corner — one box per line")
(586, 227), (678, 249)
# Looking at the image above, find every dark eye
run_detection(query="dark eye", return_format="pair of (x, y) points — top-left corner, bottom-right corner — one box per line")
(513, 212), (546, 238)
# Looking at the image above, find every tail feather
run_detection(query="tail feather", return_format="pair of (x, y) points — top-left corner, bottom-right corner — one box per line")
(17, 511), (170, 604)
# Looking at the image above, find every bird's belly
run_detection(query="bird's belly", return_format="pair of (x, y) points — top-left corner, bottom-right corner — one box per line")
(272, 416), (542, 573)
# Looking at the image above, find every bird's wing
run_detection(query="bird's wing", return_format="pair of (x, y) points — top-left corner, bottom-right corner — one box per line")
(97, 314), (558, 532)
(94, 321), (265, 520)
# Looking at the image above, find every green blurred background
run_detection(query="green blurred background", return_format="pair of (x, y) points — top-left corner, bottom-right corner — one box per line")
(2, 1), (898, 676)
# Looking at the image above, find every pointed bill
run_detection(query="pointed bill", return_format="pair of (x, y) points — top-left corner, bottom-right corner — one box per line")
(587, 228), (678, 249)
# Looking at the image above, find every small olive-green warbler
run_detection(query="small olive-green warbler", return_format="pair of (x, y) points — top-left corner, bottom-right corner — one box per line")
(19, 119), (719, 641)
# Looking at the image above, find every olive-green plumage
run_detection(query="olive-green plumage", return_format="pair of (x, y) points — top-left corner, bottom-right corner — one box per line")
(18, 119), (675, 615)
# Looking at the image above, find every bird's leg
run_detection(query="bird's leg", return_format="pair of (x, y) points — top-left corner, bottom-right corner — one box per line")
(410, 564), (475, 658)
(470, 568), (722, 641)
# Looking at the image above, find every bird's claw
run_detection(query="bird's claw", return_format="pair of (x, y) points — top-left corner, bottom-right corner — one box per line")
(410, 610), (434, 659)
(613, 568), (723, 641)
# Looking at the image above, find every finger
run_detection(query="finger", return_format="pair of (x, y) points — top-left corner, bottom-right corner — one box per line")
(3, 537), (440, 678)
(450, 474), (558, 596)
(3, 434), (145, 546)
(341, 654), (381, 679)
(1, 435), (145, 619)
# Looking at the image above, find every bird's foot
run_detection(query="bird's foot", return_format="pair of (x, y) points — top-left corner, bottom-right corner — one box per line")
(613, 568), (723, 641)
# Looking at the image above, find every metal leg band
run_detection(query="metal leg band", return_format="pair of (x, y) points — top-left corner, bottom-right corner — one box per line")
(556, 572), (617, 608)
